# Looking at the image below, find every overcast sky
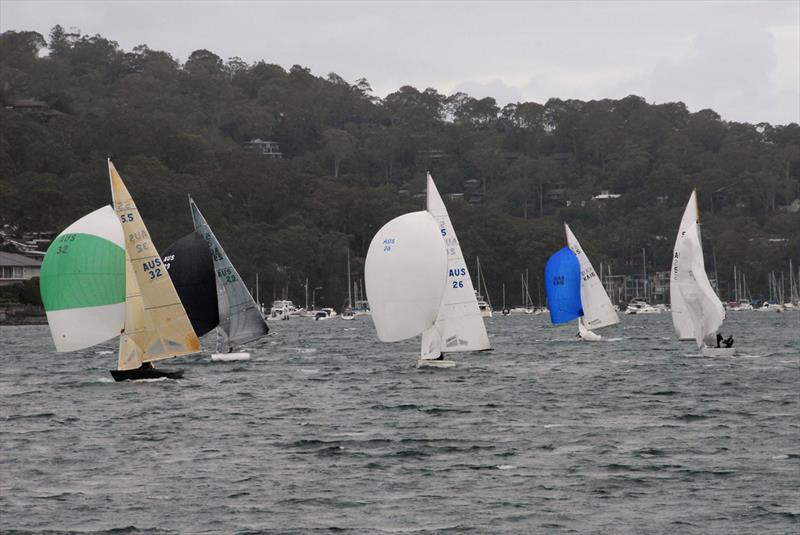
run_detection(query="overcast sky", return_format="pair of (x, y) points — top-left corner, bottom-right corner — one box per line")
(2, 1), (798, 125)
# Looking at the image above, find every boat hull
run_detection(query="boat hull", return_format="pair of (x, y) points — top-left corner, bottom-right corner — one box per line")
(415, 359), (456, 368)
(109, 367), (184, 381)
(211, 352), (250, 361)
(701, 347), (736, 357)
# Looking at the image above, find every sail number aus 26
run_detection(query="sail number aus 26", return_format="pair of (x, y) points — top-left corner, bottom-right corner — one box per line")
(449, 267), (465, 288)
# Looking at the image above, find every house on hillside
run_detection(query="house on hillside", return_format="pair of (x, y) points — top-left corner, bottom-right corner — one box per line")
(0, 252), (42, 286)
(242, 139), (282, 158)
(592, 190), (621, 200)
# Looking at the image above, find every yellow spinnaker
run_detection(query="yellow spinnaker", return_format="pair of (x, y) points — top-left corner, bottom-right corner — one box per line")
(109, 160), (200, 369)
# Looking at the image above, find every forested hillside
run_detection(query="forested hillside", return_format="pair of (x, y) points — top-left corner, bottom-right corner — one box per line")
(1, 27), (798, 308)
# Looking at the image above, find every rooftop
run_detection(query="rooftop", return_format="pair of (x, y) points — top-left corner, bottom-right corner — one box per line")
(0, 251), (43, 267)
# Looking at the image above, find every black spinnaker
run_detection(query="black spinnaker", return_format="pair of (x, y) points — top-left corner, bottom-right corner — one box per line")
(163, 231), (219, 337)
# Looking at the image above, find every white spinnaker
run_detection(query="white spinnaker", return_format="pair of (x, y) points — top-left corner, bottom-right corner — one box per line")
(565, 223), (619, 330)
(671, 190), (699, 339)
(675, 221), (726, 348)
(42, 206), (126, 352)
(365, 211), (447, 342)
(423, 173), (491, 357)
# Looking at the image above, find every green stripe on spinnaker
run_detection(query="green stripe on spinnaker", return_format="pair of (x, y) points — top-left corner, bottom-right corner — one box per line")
(40, 233), (125, 311)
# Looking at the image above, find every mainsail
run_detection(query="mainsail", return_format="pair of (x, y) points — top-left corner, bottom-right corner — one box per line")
(163, 231), (220, 337)
(671, 190), (700, 339)
(365, 211), (448, 342)
(109, 160), (200, 369)
(674, 221), (726, 348)
(422, 173), (490, 358)
(564, 223), (619, 330)
(545, 247), (583, 324)
(189, 197), (268, 349)
(40, 206), (126, 352)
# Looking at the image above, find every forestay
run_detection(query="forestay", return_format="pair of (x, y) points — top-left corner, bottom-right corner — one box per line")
(675, 221), (726, 348)
(565, 223), (619, 330)
(39, 206), (126, 352)
(189, 197), (268, 349)
(545, 247), (583, 324)
(109, 160), (200, 369)
(671, 190), (700, 339)
(365, 211), (447, 342)
(422, 173), (490, 358)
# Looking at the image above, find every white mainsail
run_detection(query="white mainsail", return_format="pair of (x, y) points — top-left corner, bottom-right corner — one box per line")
(365, 211), (447, 342)
(671, 190), (700, 339)
(674, 221), (726, 348)
(189, 197), (269, 350)
(565, 223), (619, 333)
(422, 173), (491, 358)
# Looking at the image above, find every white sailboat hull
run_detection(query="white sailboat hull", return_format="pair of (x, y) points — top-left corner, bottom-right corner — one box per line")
(701, 347), (736, 357)
(415, 359), (456, 368)
(211, 352), (251, 361)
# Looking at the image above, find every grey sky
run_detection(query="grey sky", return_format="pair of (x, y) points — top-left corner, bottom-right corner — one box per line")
(2, 0), (798, 124)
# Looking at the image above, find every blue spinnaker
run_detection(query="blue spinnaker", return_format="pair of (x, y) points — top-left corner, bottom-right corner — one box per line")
(545, 247), (583, 324)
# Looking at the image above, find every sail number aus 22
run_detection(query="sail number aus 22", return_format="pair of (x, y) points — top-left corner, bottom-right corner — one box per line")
(383, 238), (395, 252)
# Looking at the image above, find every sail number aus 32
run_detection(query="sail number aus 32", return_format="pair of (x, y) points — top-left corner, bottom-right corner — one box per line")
(143, 258), (163, 280)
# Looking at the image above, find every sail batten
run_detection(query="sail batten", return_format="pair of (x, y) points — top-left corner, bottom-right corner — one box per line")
(189, 197), (268, 347)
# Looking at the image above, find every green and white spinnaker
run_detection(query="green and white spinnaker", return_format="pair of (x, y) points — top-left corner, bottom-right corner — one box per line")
(40, 205), (126, 352)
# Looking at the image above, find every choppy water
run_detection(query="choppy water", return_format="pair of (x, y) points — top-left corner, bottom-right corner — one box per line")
(1, 312), (798, 534)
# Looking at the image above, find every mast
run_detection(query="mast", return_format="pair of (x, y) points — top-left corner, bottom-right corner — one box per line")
(304, 277), (309, 310)
(733, 265), (738, 302)
(347, 249), (352, 308)
(502, 283), (506, 310)
(476, 257), (481, 296)
(255, 272), (260, 313)
(642, 248), (647, 302)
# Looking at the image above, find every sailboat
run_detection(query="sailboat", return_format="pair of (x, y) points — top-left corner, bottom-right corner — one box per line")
(671, 190), (731, 356)
(564, 223), (620, 340)
(39, 161), (201, 381)
(365, 173), (491, 368)
(474, 256), (493, 317)
(187, 196), (269, 361)
(341, 250), (356, 320)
